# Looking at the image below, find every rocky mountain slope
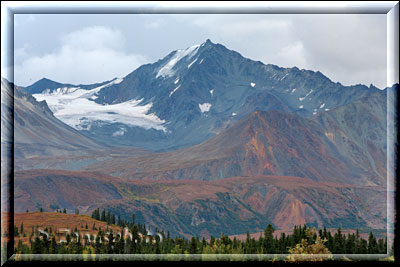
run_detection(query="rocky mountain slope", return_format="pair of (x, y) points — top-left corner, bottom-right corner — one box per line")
(84, 89), (391, 187)
(1, 79), (106, 158)
(23, 39), (382, 151)
(2, 78), (151, 174)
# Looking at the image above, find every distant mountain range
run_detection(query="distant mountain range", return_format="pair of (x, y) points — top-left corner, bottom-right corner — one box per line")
(2, 39), (397, 237)
(22, 39), (387, 151)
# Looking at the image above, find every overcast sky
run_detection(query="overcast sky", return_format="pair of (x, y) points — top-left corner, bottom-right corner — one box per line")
(12, 12), (388, 88)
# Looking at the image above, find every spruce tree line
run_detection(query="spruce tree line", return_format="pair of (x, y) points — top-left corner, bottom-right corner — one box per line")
(14, 220), (388, 255)
(91, 209), (148, 234)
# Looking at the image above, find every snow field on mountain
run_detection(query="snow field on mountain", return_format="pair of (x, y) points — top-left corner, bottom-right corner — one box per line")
(33, 79), (166, 132)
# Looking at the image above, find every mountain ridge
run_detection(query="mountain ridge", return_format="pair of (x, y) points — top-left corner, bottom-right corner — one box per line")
(83, 88), (389, 187)
(21, 39), (386, 151)
(1, 78), (108, 158)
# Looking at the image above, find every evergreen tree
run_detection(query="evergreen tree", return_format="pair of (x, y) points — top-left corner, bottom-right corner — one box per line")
(41, 232), (49, 254)
(333, 228), (345, 254)
(66, 233), (71, 245)
(345, 233), (356, 254)
(377, 238), (385, 254)
(132, 214), (136, 226)
(357, 238), (368, 254)
(92, 208), (100, 220)
(189, 236), (198, 254)
(163, 231), (173, 254)
(31, 236), (43, 254)
(384, 237), (388, 254)
(130, 224), (140, 254)
(14, 224), (19, 237)
(263, 224), (275, 254)
(115, 233), (124, 254)
(367, 232), (378, 254)
(101, 209), (106, 222)
(277, 232), (287, 254)
(49, 236), (57, 254)
(106, 211), (111, 224)
(354, 229), (360, 253)
(95, 233), (102, 254)
(323, 228), (328, 240)
(107, 232), (114, 253)
(200, 237), (207, 253)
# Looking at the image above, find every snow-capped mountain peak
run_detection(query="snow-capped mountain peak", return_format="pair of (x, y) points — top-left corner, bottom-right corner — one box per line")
(23, 39), (384, 151)
(156, 44), (201, 78)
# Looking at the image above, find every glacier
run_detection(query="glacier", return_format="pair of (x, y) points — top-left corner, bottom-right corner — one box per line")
(32, 79), (167, 133)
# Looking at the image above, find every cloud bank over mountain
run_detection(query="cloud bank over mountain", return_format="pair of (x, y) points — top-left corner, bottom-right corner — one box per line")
(14, 26), (150, 86)
(13, 13), (388, 88)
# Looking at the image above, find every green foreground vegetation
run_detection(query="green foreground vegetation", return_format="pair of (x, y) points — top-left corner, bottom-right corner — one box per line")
(10, 210), (391, 261)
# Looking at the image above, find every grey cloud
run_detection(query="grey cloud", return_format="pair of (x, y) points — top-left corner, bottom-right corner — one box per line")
(14, 25), (150, 86)
(13, 13), (388, 88)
